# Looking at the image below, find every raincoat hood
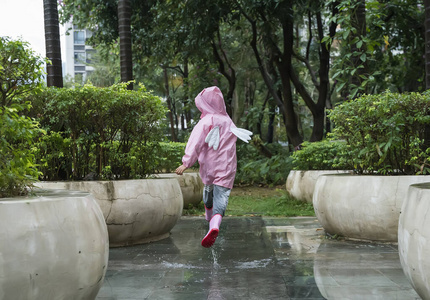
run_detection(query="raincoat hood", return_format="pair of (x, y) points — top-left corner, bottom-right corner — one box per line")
(195, 86), (228, 118)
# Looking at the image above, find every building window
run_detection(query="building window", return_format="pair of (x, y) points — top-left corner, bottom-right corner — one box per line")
(74, 45), (85, 51)
(74, 31), (85, 45)
(74, 52), (86, 65)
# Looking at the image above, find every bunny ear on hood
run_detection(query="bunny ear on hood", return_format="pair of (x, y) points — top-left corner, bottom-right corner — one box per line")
(195, 86), (228, 118)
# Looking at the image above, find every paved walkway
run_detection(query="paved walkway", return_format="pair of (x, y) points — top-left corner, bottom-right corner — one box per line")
(96, 217), (420, 300)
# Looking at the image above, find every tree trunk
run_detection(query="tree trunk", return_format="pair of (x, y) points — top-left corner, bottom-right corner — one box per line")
(242, 7), (303, 148)
(163, 67), (177, 142)
(43, 0), (63, 88)
(309, 5), (338, 141)
(118, 0), (133, 90)
(183, 59), (192, 129)
(239, 1), (341, 147)
(267, 101), (275, 143)
(211, 31), (236, 118)
(425, 0), (430, 89)
(350, 0), (367, 96)
(279, 2), (304, 147)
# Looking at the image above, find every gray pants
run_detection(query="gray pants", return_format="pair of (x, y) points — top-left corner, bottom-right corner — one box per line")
(203, 184), (231, 217)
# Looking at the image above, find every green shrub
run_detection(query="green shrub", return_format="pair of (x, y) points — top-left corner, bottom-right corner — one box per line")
(0, 37), (45, 197)
(329, 91), (430, 174)
(291, 139), (349, 170)
(99, 141), (159, 179)
(34, 132), (72, 181)
(152, 142), (187, 173)
(0, 104), (42, 197)
(29, 83), (167, 180)
(236, 142), (293, 186)
(107, 142), (186, 179)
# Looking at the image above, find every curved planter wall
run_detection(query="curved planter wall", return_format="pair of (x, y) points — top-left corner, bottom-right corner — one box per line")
(0, 189), (108, 299)
(313, 174), (430, 242)
(36, 179), (183, 247)
(399, 183), (430, 299)
(286, 170), (352, 203)
(155, 173), (203, 207)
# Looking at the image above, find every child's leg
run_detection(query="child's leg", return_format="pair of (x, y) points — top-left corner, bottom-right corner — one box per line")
(201, 185), (231, 248)
(203, 184), (214, 208)
(212, 185), (231, 217)
(203, 185), (214, 221)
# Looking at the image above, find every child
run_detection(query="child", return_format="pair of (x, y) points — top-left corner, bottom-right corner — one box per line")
(175, 86), (252, 248)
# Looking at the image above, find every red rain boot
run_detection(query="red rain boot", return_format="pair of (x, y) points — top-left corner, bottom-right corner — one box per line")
(205, 205), (213, 222)
(201, 214), (222, 248)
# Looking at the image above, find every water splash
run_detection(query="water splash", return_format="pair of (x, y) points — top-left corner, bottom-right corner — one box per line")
(211, 247), (220, 269)
(161, 262), (201, 269)
(235, 258), (272, 269)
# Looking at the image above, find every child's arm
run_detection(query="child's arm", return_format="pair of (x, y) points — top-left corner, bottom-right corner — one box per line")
(181, 120), (208, 168)
(175, 164), (187, 175)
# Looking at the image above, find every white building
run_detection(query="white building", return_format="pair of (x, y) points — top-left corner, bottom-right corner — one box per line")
(63, 22), (95, 82)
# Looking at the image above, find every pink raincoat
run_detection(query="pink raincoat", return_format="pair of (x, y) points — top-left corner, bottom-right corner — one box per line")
(182, 86), (237, 189)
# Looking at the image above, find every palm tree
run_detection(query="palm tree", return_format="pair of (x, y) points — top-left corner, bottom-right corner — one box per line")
(118, 0), (133, 90)
(43, 0), (63, 87)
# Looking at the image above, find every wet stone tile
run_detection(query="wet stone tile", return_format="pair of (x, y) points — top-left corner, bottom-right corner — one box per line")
(97, 216), (420, 300)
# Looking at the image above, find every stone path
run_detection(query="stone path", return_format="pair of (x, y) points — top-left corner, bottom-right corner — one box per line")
(96, 216), (420, 299)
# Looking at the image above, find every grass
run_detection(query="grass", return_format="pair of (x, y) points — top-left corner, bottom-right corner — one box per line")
(182, 185), (315, 217)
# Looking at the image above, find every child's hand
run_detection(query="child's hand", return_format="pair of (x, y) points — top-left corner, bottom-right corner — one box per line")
(175, 165), (187, 175)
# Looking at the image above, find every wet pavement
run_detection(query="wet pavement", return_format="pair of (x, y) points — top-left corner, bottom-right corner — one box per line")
(96, 216), (420, 300)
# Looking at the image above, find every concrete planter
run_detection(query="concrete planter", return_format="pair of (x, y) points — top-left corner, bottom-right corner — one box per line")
(399, 183), (430, 299)
(313, 174), (430, 242)
(0, 189), (108, 299)
(36, 179), (183, 247)
(155, 173), (203, 207)
(286, 170), (352, 203)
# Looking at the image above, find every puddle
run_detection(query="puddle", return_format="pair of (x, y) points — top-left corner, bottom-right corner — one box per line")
(98, 217), (421, 299)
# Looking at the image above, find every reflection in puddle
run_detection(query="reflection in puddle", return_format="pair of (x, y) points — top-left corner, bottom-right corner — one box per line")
(265, 220), (326, 298)
(266, 224), (323, 256)
(264, 218), (419, 299)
